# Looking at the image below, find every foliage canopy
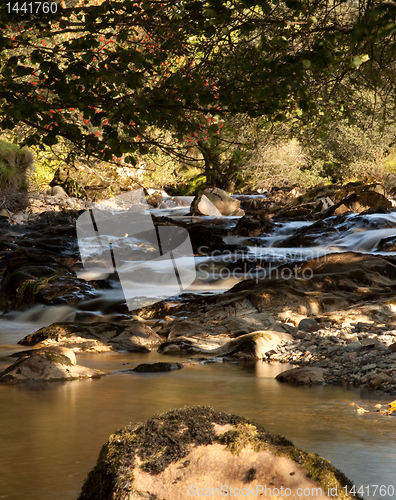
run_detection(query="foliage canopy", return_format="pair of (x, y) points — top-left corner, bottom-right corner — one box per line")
(1, 0), (396, 170)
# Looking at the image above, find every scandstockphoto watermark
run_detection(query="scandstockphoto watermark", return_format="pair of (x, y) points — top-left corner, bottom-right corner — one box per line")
(76, 190), (196, 311)
(197, 261), (314, 283)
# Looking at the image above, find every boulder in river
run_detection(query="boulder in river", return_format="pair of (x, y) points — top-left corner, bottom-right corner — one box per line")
(321, 190), (392, 218)
(78, 406), (357, 500)
(132, 362), (184, 372)
(0, 346), (103, 383)
(0, 249), (98, 310)
(191, 187), (242, 216)
(276, 367), (327, 385)
(159, 331), (292, 359)
(18, 321), (163, 353)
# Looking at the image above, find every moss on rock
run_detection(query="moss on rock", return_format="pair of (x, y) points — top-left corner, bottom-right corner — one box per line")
(78, 406), (359, 500)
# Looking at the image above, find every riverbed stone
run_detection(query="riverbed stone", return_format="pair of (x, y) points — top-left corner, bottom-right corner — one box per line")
(132, 362), (184, 372)
(159, 331), (292, 359)
(18, 321), (162, 353)
(276, 367), (327, 385)
(78, 406), (356, 500)
(321, 190), (392, 218)
(0, 346), (103, 383)
(0, 248), (98, 310)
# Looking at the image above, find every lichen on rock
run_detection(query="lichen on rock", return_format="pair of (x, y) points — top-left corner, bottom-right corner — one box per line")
(78, 406), (359, 500)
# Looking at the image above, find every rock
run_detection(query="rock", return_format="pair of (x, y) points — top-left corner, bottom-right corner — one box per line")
(0, 208), (11, 218)
(321, 191), (392, 218)
(187, 224), (229, 253)
(18, 321), (162, 353)
(389, 342), (396, 353)
(0, 346), (103, 383)
(298, 318), (320, 332)
(191, 193), (222, 216)
(167, 319), (227, 339)
(11, 213), (26, 224)
(46, 185), (69, 198)
(0, 249), (98, 310)
(159, 331), (292, 359)
(276, 367), (327, 385)
(344, 342), (363, 352)
(233, 216), (274, 236)
(191, 188), (241, 216)
(158, 336), (231, 355)
(361, 338), (381, 348)
(229, 208), (245, 216)
(210, 331), (292, 359)
(146, 190), (164, 207)
(365, 372), (394, 389)
(133, 362), (184, 372)
(78, 406), (356, 500)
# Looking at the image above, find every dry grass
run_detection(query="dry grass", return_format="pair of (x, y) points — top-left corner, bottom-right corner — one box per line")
(0, 139), (34, 211)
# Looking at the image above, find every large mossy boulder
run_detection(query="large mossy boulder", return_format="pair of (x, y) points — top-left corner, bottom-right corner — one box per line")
(0, 139), (34, 212)
(78, 406), (358, 500)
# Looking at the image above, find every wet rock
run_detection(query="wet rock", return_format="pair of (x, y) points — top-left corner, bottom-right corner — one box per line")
(0, 249), (98, 310)
(0, 346), (103, 383)
(362, 372), (395, 388)
(133, 362), (184, 372)
(158, 336), (231, 355)
(78, 406), (356, 500)
(274, 218), (340, 247)
(321, 191), (392, 218)
(276, 367), (327, 385)
(18, 321), (162, 353)
(159, 331), (291, 359)
(191, 188), (241, 216)
(211, 331), (293, 359)
(233, 216), (274, 236)
(191, 193), (222, 216)
(187, 224), (228, 253)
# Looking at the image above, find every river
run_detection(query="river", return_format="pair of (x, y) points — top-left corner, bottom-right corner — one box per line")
(1, 195), (396, 499)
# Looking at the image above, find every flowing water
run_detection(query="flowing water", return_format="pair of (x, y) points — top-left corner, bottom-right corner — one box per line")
(2, 197), (396, 499)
